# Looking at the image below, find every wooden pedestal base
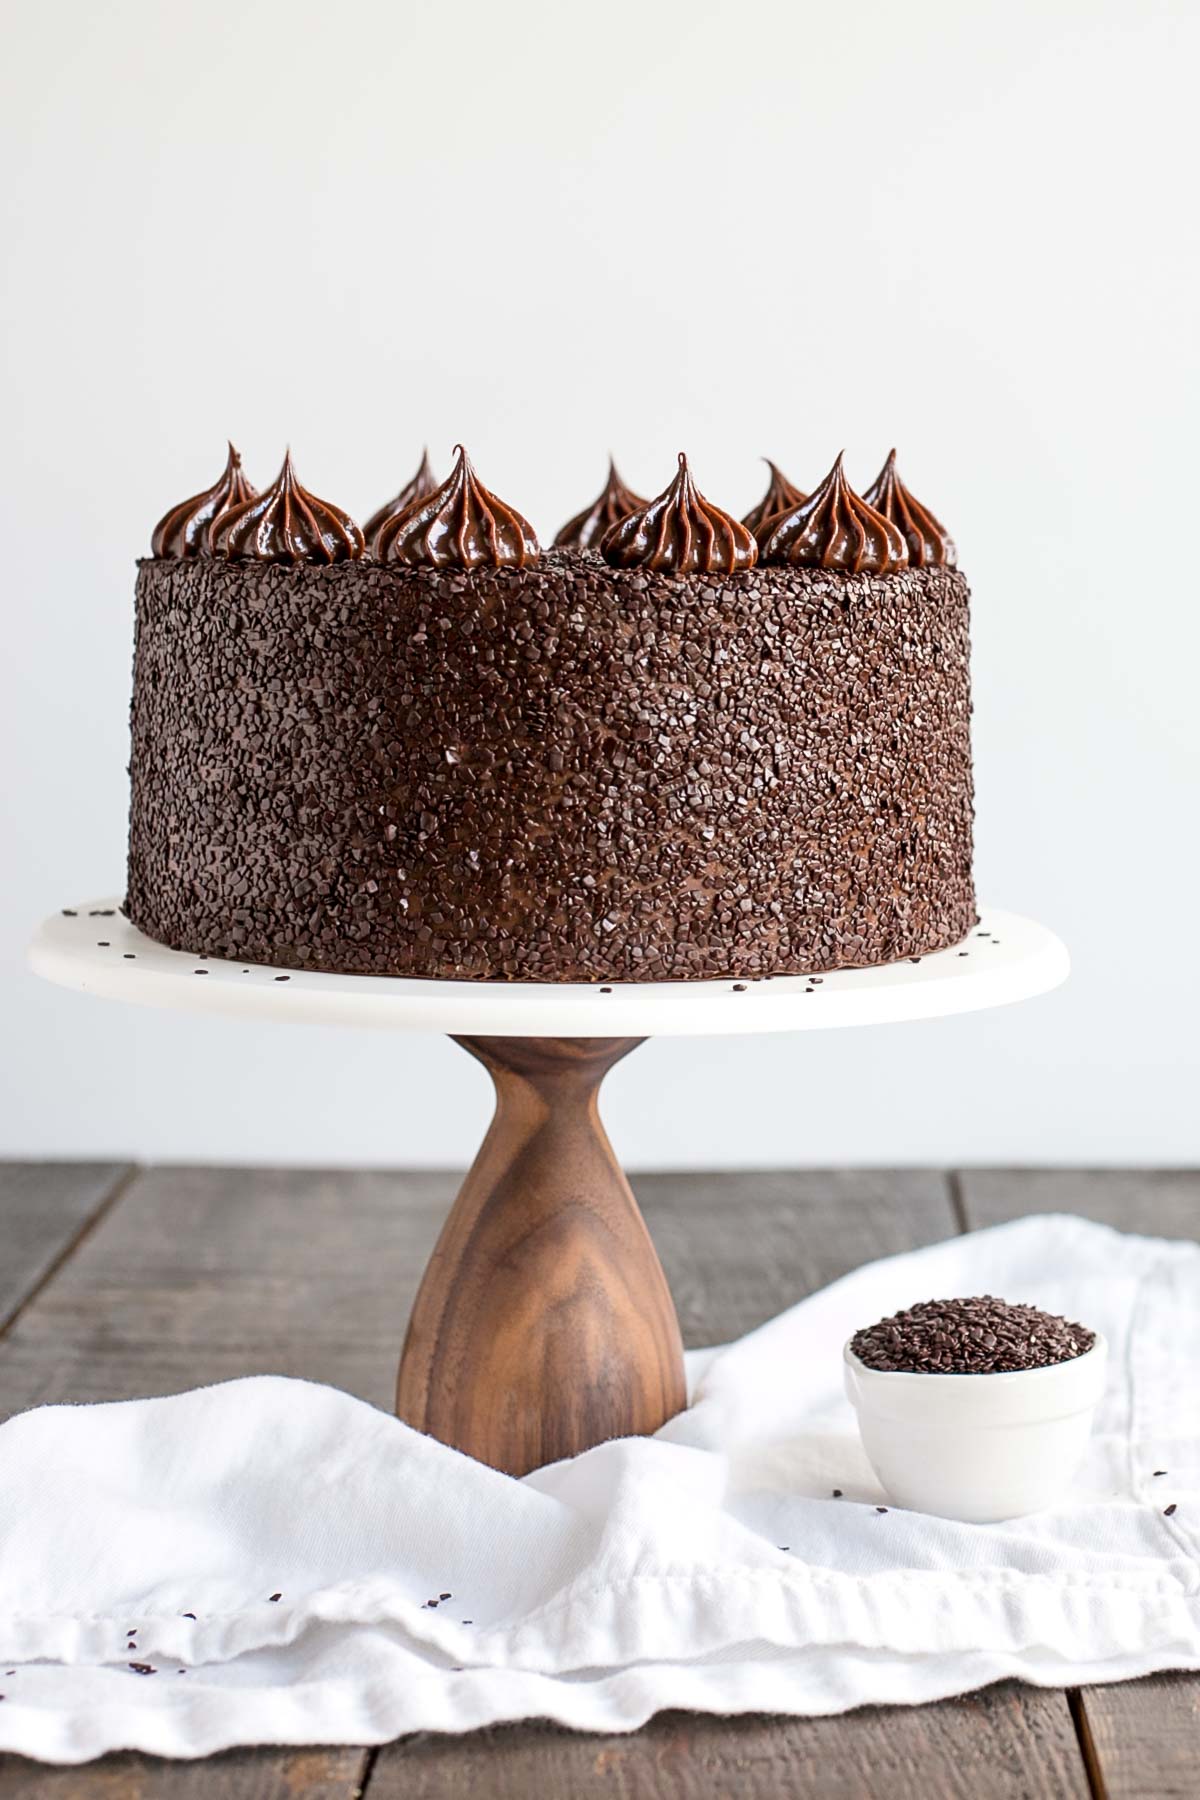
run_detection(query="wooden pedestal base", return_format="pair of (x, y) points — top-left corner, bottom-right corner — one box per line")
(395, 1036), (687, 1476)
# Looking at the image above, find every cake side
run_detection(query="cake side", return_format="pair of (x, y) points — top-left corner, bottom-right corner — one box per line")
(125, 550), (975, 981)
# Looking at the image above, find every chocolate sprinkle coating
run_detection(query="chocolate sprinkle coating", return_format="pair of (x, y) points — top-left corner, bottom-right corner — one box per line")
(850, 1296), (1096, 1374)
(126, 549), (975, 982)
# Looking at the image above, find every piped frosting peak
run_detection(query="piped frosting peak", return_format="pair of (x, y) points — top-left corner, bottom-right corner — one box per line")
(210, 451), (364, 563)
(742, 460), (805, 541)
(600, 453), (757, 574)
(364, 450), (439, 558)
(862, 450), (956, 567)
(553, 459), (647, 553)
(760, 453), (907, 574)
(150, 443), (257, 558)
(378, 445), (539, 569)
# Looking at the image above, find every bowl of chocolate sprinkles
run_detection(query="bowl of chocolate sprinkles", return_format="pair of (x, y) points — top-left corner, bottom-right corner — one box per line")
(851, 1295), (1095, 1375)
(843, 1296), (1106, 1523)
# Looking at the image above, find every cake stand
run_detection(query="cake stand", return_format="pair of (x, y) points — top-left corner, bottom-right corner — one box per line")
(29, 901), (1068, 1477)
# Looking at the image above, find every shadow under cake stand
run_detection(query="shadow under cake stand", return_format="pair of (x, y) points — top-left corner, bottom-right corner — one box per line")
(30, 902), (1068, 1478)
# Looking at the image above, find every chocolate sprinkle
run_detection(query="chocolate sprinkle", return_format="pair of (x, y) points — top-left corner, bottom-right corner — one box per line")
(851, 1295), (1096, 1374)
(126, 552), (976, 982)
(268, 1592), (282, 1602)
(1164, 1503), (1178, 1517)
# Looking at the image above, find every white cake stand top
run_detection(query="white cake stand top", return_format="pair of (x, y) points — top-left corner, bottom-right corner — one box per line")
(29, 900), (1067, 1038)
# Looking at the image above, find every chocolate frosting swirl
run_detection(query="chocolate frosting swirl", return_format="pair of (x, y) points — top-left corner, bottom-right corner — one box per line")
(760, 452), (907, 573)
(862, 450), (957, 567)
(150, 443), (257, 558)
(600, 453), (757, 574)
(741, 460), (806, 541)
(378, 444), (539, 569)
(364, 450), (438, 558)
(553, 458), (647, 552)
(211, 451), (364, 564)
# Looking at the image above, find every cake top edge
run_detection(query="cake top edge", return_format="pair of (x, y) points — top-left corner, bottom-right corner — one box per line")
(135, 543), (970, 599)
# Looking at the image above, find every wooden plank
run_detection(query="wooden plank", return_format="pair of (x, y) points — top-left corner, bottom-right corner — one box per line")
(0, 1165), (458, 1421)
(35, 1699), (1070, 1800)
(960, 1170), (1200, 1800)
(956, 1168), (1200, 1238)
(371, 1686), (1089, 1800)
(0, 1162), (132, 1334)
(1075, 1671), (1199, 1800)
(0, 1746), (369, 1800)
(638, 1168), (957, 1347)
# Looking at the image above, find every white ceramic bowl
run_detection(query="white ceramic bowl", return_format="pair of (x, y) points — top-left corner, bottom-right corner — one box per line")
(843, 1333), (1107, 1522)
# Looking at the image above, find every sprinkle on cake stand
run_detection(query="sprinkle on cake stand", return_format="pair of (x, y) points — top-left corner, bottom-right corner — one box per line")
(30, 902), (1067, 1478)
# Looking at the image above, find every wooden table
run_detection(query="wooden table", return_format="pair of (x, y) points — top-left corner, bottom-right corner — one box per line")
(0, 1163), (1195, 1797)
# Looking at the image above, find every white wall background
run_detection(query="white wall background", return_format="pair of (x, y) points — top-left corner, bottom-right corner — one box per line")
(2, 0), (1197, 1168)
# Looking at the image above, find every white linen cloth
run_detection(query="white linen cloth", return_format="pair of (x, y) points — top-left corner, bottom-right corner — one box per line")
(0, 1213), (1197, 1764)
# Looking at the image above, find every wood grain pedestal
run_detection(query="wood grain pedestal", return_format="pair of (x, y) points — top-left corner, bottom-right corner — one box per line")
(395, 1036), (687, 1476)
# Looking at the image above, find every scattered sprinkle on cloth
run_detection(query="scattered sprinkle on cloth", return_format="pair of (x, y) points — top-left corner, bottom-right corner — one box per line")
(0, 1214), (1197, 1764)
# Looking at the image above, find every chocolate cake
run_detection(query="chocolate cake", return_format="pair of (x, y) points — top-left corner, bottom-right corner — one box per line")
(126, 443), (975, 982)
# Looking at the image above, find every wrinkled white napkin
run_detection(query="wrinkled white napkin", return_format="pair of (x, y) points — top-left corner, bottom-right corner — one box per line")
(0, 1213), (1197, 1764)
